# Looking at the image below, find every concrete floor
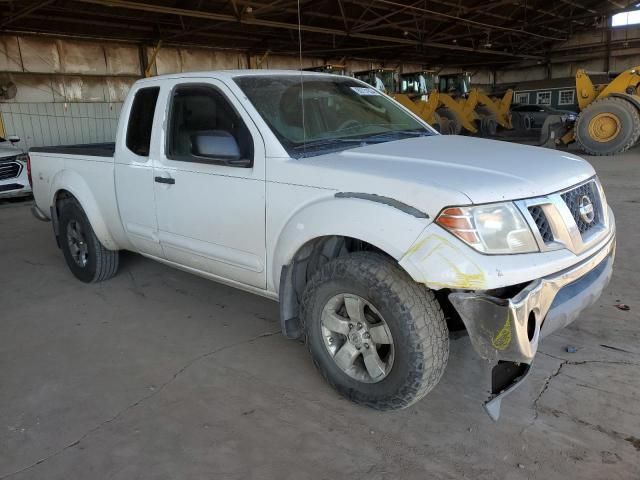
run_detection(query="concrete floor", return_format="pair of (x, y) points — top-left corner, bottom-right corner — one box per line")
(1, 150), (639, 480)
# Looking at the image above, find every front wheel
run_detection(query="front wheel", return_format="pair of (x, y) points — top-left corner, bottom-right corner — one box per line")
(301, 252), (449, 410)
(58, 198), (119, 283)
(575, 97), (640, 155)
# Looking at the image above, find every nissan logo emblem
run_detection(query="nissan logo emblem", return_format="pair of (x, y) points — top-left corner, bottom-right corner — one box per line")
(578, 195), (595, 224)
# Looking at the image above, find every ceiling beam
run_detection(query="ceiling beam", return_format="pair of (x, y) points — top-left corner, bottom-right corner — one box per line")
(0, 0), (56, 28)
(73, 0), (544, 58)
(362, 0), (567, 41)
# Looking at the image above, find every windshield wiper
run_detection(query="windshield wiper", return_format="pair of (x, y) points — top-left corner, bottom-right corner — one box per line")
(293, 129), (429, 149)
(291, 129), (431, 158)
(368, 129), (432, 139)
(292, 137), (367, 151)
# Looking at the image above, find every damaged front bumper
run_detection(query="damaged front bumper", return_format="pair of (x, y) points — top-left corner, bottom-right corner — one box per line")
(449, 232), (616, 420)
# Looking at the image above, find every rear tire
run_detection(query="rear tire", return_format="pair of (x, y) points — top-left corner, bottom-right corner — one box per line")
(301, 252), (449, 410)
(437, 107), (462, 135)
(58, 198), (119, 283)
(575, 97), (640, 155)
(431, 111), (443, 133)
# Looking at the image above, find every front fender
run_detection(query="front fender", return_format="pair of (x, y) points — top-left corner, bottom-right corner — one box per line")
(50, 169), (119, 250)
(271, 196), (430, 291)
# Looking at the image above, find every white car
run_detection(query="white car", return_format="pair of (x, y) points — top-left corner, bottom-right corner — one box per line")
(0, 136), (31, 199)
(28, 71), (615, 419)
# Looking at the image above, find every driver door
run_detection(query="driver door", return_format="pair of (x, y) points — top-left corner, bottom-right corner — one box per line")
(152, 79), (267, 289)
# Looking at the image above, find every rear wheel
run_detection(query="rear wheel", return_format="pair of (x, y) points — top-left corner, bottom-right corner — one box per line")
(478, 113), (498, 136)
(437, 107), (462, 135)
(431, 111), (443, 133)
(58, 198), (119, 283)
(476, 106), (498, 136)
(575, 97), (640, 155)
(301, 252), (449, 410)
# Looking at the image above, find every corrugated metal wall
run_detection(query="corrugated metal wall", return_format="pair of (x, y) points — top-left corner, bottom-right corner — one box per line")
(0, 102), (122, 149)
(0, 35), (137, 148)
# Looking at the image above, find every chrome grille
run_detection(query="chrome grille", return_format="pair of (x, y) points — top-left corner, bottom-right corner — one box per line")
(0, 160), (21, 181)
(516, 177), (610, 255)
(561, 181), (602, 235)
(528, 206), (554, 243)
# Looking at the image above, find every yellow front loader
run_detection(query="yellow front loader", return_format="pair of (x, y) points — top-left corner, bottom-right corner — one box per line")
(437, 90), (480, 134)
(393, 90), (481, 135)
(392, 92), (443, 130)
(383, 70), (513, 136)
(471, 88), (514, 134)
(564, 67), (640, 155)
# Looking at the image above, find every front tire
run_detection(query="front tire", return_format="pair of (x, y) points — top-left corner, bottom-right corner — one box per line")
(301, 252), (449, 410)
(58, 198), (119, 283)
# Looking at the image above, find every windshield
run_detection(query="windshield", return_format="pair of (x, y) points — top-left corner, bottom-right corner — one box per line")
(234, 75), (433, 158)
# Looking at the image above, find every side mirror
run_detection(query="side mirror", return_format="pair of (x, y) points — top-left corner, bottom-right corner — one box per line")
(8, 135), (20, 144)
(191, 130), (250, 167)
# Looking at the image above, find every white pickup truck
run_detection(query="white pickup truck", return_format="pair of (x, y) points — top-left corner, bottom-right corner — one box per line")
(29, 71), (616, 419)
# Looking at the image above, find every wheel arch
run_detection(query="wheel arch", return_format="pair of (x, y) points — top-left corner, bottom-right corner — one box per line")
(50, 170), (119, 250)
(272, 196), (430, 339)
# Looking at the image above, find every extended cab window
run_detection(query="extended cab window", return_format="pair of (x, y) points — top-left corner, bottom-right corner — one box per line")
(167, 85), (253, 164)
(126, 87), (159, 156)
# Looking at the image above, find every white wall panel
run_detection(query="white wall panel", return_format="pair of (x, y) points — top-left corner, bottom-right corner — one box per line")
(154, 47), (182, 75)
(105, 45), (141, 75)
(18, 37), (61, 73)
(0, 36), (23, 72)
(0, 102), (122, 149)
(59, 40), (107, 75)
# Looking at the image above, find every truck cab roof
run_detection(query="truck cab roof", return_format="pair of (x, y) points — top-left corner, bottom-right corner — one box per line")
(136, 69), (335, 85)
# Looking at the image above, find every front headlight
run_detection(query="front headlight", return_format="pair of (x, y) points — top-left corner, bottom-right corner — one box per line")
(15, 153), (28, 164)
(436, 202), (538, 254)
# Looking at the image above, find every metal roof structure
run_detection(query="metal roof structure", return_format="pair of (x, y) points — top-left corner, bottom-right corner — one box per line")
(0, 0), (633, 67)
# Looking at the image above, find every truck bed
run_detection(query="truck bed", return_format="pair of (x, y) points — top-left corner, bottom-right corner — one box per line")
(29, 142), (115, 157)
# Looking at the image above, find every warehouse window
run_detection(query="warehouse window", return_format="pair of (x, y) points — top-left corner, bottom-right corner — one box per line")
(514, 92), (529, 104)
(126, 87), (160, 157)
(558, 90), (575, 105)
(536, 91), (551, 105)
(612, 9), (640, 27)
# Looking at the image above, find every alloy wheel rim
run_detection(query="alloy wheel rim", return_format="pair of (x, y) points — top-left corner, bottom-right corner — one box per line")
(66, 220), (89, 267)
(320, 293), (394, 383)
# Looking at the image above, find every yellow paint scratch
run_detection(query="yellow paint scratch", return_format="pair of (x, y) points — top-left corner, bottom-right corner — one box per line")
(404, 238), (427, 256)
(405, 234), (486, 289)
(491, 316), (512, 351)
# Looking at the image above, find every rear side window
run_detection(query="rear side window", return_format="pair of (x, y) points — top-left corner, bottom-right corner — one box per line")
(126, 87), (160, 156)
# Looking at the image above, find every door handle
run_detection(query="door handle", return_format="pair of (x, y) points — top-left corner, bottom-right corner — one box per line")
(155, 176), (175, 185)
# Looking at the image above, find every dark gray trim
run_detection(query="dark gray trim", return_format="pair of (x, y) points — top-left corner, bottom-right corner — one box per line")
(334, 192), (428, 219)
(279, 264), (303, 340)
(30, 205), (50, 222)
(30, 143), (115, 157)
(50, 205), (61, 249)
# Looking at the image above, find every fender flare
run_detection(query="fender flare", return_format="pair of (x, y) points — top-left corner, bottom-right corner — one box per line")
(271, 196), (430, 292)
(50, 169), (119, 250)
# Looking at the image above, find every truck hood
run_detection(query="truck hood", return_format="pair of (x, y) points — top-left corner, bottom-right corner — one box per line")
(275, 135), (595, 216)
